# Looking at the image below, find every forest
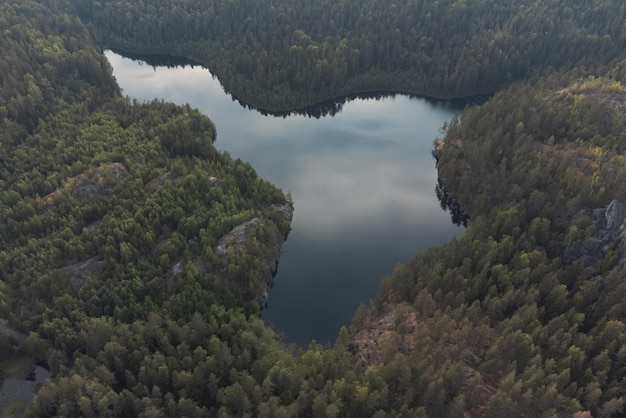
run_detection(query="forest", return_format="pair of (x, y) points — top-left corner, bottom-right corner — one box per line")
(70, 0), (626, 111)
(1, 0), (626, 417)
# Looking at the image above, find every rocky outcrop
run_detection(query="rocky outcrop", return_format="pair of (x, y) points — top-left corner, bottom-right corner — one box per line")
(41, 163), (129, 205)
(349, 301), (418, 367)
(268, 203), (294, 223)
(145, 172), (220, 192)
(72, 163), (129, 201)
(215, 204), (293, 308)
(565, 200), (626, 266)
(64, 257), (106, 291)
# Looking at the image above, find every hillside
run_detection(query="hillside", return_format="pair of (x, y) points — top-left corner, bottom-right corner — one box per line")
(0, 1), (293, 415)
(361, 71), (626, 417)
(2, 0), (626, 417)
(69, 0), (626, 111)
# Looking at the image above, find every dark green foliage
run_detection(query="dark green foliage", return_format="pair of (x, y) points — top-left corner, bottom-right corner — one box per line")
(3, 0), (626, 417)
(68, 0), (626, 111)
(373, 69), (626, 416)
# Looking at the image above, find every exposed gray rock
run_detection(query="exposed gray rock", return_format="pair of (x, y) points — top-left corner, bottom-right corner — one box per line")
(145, 172), (173, 192)
(605, 200), (625, 229)
(565, 200), (626, 266)
(269, 203), (294, 222)
(215, 211), (290, 308)
(64, 257), (105, 290)
(166, 261), (184, 294)
(107, 162), (129, 180)
(71, 163), (129, 202)
(215, 219), (264, 258)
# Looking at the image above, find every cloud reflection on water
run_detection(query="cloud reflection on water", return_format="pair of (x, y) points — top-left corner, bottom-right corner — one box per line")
(105, 51), (463, 347)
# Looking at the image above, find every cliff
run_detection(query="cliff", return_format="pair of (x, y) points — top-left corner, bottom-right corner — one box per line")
(215, 204), (294, 307)
(566, 200), (626, 266)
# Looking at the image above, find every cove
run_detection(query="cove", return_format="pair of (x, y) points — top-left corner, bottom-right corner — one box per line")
(105, 51), (463, 347)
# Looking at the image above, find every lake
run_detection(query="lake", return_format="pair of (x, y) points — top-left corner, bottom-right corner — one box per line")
(0, 322), (52, 416)
(105, 51), (463, 347)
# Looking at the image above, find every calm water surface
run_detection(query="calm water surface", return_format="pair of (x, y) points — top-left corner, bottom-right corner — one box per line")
(105, 51), (463, 346)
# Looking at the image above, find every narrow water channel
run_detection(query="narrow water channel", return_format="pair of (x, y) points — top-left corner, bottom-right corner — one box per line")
(106, 51), (463, 346)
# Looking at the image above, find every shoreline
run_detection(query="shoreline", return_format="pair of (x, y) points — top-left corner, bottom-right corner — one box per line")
(105, 46), (493, 115)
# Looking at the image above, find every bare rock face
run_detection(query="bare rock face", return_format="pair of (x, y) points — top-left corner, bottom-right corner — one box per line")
(605, 200), (625, 229)
(64, 257), (106, 291)
(72, 162), (129, 201)
(565, 200), (626, 266)
(268, 203), (294, 223)
(42, 163), (130, 205)
(215, 218), (270, 259)
(215, 204), (293, 308)
(349, 302), (418, 367)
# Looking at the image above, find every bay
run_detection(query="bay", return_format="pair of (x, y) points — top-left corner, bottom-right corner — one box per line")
(105, 51), (463, 347)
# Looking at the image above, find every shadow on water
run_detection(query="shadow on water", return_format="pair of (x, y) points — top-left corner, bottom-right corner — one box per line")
(110, 49), (205, 69)
(251, 91), (489, 119)
(106, 49), (473, 346)
(110, 49), (491, 119)
(435, 181), (470, 227)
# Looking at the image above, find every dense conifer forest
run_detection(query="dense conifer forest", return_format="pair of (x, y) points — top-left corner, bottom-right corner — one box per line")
(72, 0), (626, 110)
(2, 0), (626, 416)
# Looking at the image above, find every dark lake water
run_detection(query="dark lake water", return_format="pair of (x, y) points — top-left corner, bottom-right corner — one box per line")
(105, 51), (463, 347)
